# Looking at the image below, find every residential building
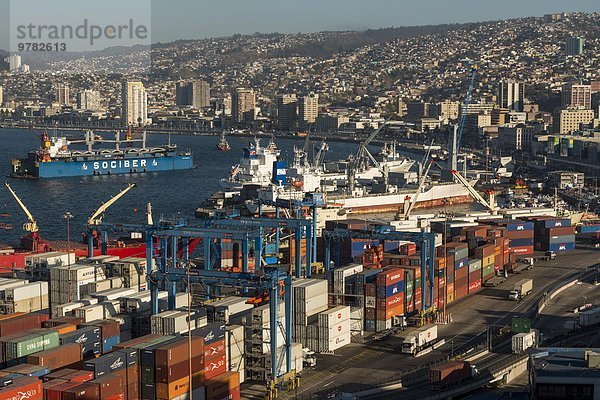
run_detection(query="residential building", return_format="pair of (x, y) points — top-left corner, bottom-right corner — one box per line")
(562, 84), (592, 109)
(548, 171), (585, 189)
(553, 108), (595, 134)
(498, 80), (525, 111)
(176, 80), (210, 109)
(56, 85), (70, 106)
(232, 88), (256, 123)
(77, 90), (101, 110)
(429, 100), (460, 120)
(498, 124), (533, 151)
(121, 81), (148, 126)
(4, 55), (21, 72)
(418, 118), (441, 132)
(298, 92), (319, 127)
(565, 37), (584, 56)
(316, 113), (350, 132)
(547, 132), (600, 176)
(276, 94), (298, 131)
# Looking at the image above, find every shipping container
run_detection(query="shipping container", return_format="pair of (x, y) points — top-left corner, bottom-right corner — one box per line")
(27, 342), (82, 370)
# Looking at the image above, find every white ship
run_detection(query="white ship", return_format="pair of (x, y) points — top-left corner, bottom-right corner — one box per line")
(220, 137), (281, 191)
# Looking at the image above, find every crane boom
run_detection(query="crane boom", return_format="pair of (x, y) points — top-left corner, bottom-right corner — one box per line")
(451, 170), (496, 212)
(456, 66), (478, 152)
(404, 160), (433, 219)
(88, 183), (137, 225)
(4, 183), (38, 233)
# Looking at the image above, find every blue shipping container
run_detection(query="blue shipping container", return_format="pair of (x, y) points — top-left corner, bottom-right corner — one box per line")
(542, 219), (571, 229)
(102, 335), (121, 354)
(506, 221), (534, 232)
(579, 224), (600, 234)
(509, 238), (534, 247)
(547, 242), (576, 252)
(454, 257), (468, 270)
(386, 281), (406, 298)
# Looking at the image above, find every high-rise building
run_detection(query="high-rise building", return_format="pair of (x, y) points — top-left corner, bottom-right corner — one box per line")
(0, 85), (3, 106)
(276, 94), (298, 131)
(4, 55), (21, 72)
(565, 37), (584, 56)
(232, 88), (256, 123)
(429, 100), (460, 120)
(561, 84), (592, 109)
(553, 108), (594, 134)
(498, 80), (525, 112)
(298, 92), (319, 127)
(176, 80), (210, 109)
(77, 90), (101, 110)
(55, 85), (71, 106)
(121, 81), (148, 126)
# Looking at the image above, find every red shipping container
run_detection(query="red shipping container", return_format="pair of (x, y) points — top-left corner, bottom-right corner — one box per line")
(205, 372), (240, 399)
(27, 343), (82, 370)
(506, 230), (533, 240)
(0, 377), (43, 400)
(90, 374), (123, 399)
(376, 268), (404, 287)
(0, 314), (47, 336)
(61, 382), (100, 400)
(204, 354), (227, 380)
(43, 380), (68, 398)
(468, 278), (481, 293)
(386, 292), (404, 308)
(62, 370), (95, 383)
(45, 381), (81, 400)
(399, 243), (417, 256)
(82, 320), (120, 340)
(455, 266), (468, 280)
(207, 386), (241, 400)
(44, 369), (78, 382)
(42, 316), (83, 328)
(203, 339), (225, 360)
(105, 393), (125, 400)
(155, 336), (204, 367)
(509, 246), (534, 255)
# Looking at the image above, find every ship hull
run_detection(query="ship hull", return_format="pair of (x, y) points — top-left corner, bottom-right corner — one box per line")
(330, 183), (474, 214)
(12, 155), (193, 179)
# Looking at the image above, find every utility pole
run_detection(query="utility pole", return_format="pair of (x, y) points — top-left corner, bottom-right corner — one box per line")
(64, 212), (73, 302)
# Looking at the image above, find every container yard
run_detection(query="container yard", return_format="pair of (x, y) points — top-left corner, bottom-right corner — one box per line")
(0, 192), (596, 400)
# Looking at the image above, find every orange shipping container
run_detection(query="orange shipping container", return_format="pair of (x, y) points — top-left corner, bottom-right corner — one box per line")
(49, 323), (77, 335)
(0, 312), (26, 322)
(155, 371), (203, 399)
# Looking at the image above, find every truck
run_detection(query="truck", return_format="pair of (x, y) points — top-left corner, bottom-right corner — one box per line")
(484, 276), (506, 287)
(303, 348), (317, 367)
(508, 278), (533, 301)
(579, 307), (600, 328)
(401, 325), (438, 356)
(512, 331), (536, 354)
(429, 361), (479, 390)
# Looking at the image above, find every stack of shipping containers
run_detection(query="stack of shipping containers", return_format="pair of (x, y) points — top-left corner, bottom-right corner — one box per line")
(532, 217), (575, 252)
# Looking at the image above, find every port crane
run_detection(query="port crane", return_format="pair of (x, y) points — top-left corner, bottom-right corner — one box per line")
(87, 184), (137, 226)
(348, 118), (393, 191)
(4, 183), (38, 233)
(450, 169), (497, 213)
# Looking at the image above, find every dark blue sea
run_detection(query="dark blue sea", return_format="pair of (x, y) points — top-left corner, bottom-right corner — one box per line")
(0, 128), (388, 244)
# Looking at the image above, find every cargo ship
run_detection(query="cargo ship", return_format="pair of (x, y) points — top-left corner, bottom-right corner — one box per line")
(11, 129), (193, 179)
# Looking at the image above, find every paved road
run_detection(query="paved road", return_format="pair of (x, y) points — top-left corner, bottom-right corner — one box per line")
(241, 248), (599, 400)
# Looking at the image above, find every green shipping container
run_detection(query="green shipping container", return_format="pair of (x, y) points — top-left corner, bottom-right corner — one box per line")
(511, 317), (531, 334)
(482, 265), (495, 279)
(6, 331), (59, 360)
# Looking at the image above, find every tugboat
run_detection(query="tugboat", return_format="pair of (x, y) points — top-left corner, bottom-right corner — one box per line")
(216, 132), (231, 151)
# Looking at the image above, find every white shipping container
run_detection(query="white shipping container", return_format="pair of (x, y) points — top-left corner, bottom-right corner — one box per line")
(5, 282), (48, 302)
(333, 264), (363, 294)
(318, 306), (351, 328)
(161, 311), (207, 334)
(88, 279), (112, 294)
(75, 304), (105, 322)
(320, 330), (351, 352)
(512, 331), (536, 354)
(91, 287), (137, 302)
(101, 300), (121, 318)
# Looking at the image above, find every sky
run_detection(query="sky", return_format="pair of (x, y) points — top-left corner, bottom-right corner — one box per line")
(1, 0), (599, 51)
